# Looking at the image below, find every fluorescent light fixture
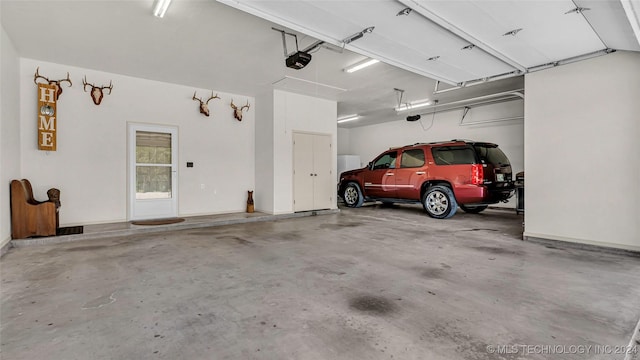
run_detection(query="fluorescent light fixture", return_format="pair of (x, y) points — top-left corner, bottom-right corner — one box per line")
(344, 59), (380, 73)
(337, 114), (359, 123)
(395, 99), (431, 112)
(153, 0), (172, 18)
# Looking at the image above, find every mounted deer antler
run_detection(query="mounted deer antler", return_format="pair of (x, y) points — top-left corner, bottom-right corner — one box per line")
(192, 91), (220, 117)
(34, 67), (72, 99)
(82, 76), (113, 105)
(230, 99), (250, 121)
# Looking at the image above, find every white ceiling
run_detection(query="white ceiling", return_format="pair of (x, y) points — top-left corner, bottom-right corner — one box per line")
(1, 0), (638, 128)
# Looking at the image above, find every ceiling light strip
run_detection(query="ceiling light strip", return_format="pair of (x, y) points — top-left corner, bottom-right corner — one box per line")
(344, 59), (380, 73)
(153, 0), (172, 18)
(337, 115), (359, 123)
(620, 0), (640, 47)
(397, 0), (527, 72)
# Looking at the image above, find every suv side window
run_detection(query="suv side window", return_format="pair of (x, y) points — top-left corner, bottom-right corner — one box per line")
(400, 149), (425, 168)
(372, 152), (397, 170)
(432, 146), (477, 165)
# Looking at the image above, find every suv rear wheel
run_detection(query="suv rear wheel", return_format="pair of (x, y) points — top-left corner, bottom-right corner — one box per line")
(343, 182), (364, 208)
(422, 185), (457, 219)
(459, 204), (488, 214)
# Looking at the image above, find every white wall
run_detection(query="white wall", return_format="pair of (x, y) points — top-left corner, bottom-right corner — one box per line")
(19, 58), (255, 226)
(337, 127), (351, 155)
(272, 90), (338, 214)
(1, 23), (21, 248)
(344, 100), (524, 207)
(254, 90), (275, 213)
(524, 51), (640, 251)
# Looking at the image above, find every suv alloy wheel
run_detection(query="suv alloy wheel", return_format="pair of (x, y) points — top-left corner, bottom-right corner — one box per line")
(422, 185), (458, 219)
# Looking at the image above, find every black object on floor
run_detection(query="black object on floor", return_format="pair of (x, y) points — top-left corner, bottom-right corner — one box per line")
(57, 226), (84, 236)
(131, 218), (185, 226)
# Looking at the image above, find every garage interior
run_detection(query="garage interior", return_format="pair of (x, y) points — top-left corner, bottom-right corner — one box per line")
(1, 1), (639, 359)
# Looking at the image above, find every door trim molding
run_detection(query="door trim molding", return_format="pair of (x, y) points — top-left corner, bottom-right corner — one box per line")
(127, 122), (179, 221)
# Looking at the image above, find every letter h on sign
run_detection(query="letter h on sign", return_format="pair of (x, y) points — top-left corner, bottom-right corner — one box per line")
(37, 83), (57, 151)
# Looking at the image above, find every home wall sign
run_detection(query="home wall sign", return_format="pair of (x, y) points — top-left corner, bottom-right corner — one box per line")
(37, 83), (57, 151)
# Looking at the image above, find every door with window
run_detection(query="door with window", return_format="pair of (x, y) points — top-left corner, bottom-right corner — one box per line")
(363, 150), (398, 198)
(395, 147), (427, 199)
(128, 124), (178, 220)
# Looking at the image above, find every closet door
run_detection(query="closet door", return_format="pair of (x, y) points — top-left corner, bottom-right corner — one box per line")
(293, 132), (333, 212)
(293, 133), (315, 212)
(312, 134), (332, 210)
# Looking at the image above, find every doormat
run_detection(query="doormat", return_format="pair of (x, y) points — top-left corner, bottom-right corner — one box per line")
(57, 226), (84, 236)
(131, 218), (185, 226)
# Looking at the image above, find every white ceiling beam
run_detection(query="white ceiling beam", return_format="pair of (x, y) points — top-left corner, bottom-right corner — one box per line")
(620, 0), (640, 47)
(398, 0), (527, 73)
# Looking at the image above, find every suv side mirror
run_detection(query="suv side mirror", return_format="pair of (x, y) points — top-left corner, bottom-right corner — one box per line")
(368, 161), (374, 170)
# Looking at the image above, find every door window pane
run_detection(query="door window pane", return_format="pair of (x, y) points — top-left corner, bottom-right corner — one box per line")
(373, 152), (397, 169)
(136, 166), (172, 199)
(401, 149), (425, 168)
(136, 131), (171, 164)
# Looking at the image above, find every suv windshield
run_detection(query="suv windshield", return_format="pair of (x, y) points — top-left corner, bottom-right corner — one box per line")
(474, 145), (510, 166)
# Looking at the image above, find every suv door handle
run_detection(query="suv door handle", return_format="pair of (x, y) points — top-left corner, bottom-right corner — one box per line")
(415, 171), (426, 175)
(385, 173), (394, 176)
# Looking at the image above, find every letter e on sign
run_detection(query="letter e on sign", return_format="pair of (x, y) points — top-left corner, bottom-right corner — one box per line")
(37, 83), (57, 151)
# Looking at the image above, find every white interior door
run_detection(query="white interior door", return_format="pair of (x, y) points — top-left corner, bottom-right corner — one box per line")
(312, 134), (332, 210)
(128, 124), (178, 220)
(293, 133), (315, 212)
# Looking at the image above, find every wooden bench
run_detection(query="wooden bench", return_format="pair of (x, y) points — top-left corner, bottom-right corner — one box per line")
(10, 179), (60, 239)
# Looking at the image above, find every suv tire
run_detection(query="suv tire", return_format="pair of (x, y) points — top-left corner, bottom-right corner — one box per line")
(343, 182), (364, 208)
(423, 185), (457, 219)
(459, 204), (488, 214)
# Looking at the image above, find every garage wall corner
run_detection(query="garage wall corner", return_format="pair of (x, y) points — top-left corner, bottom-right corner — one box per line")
(524, 50), (640, 251)
(0, 23), (21, 249)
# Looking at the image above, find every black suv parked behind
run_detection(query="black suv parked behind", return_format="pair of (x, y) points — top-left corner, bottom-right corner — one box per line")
(338, 140), (515, 219)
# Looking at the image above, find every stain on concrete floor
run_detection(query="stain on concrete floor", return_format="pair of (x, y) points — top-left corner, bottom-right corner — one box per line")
(1, 205), (639, 360)
(349, 295), (397, 315)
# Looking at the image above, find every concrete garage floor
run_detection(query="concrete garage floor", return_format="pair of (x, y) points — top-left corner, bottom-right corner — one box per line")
(1, 205), (639, 360)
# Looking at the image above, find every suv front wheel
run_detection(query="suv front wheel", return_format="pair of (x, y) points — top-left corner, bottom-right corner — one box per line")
(343, 182), (364, 208)
(422, 185), (457, 219)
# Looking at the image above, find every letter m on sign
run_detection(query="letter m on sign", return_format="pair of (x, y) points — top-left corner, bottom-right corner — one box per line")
(37, 83), (57, 151)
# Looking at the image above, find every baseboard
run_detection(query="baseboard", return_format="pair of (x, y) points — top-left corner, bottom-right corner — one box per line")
(524, 232), (640, 256)
(0, 237), (12, 258)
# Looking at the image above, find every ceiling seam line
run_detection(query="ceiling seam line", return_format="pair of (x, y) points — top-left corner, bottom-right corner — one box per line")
(571, 0), (608, 49)
(398, 0), (527, 73)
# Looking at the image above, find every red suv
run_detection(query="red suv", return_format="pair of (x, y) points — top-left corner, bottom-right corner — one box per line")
(338, 140), (514, 219)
